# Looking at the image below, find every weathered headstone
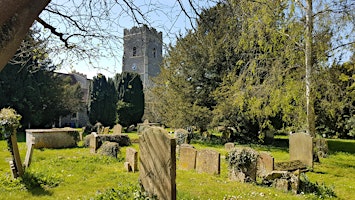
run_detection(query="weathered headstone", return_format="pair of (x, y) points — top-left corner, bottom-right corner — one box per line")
(289, 132), (313, 167)
(89, 133), (98, 153)
(23, 136), (35, 169)
(113, 124), (122, 135)
(196, 149), (220, 175)
(94, 122), (104, 134)
(224, 142), (235, 151)
(139, 127), (176, 200)
(103, 127), (110, 134)
(228, 148), (258, 183)
(174, 128), (190, 145)
(179, 146), (197, 170)
(257, 152), (274, 178)
(97, 141), (120, 158)
(314, 138), (328, 158)
(10, 134), (23, 177)
(126, 147), (138, 172)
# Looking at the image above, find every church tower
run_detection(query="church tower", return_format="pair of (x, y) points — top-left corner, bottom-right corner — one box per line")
(122, 25), (163, 88)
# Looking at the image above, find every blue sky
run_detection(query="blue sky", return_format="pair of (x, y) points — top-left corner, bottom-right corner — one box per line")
(39, 0), (215, 79)
(38, 0), (353, 79)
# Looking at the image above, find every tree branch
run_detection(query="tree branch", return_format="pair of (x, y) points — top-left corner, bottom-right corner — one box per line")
(36, 17), (73, 48)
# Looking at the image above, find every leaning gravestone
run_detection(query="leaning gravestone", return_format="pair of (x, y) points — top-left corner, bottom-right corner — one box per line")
(289, 132), (313, 167)
(179, 146), (197, 170)
(139, 127), (176, 200)
(196, 149), (220, 175)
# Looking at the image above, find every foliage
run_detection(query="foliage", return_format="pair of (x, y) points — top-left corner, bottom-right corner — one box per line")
(113, 72), (144, 128)
(174, 128), (191, 145)
(88, 73), (116, 127)
(0, 108), (21, 138)
(93, 183), (157, 200)
(315, 59), (355, 138)
(0, 31), (83, 128)
(299, 173), (336, 199)
(227, 147), (258, 174)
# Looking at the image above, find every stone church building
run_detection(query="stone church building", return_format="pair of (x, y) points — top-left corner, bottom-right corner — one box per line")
(122, 25), (163, 88)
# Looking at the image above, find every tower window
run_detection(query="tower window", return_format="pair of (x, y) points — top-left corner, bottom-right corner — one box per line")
(133, 47), (137, 56)
(153, 48), (156, 58)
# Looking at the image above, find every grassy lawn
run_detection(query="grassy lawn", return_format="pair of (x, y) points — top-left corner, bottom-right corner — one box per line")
(0, 133), (354, 199)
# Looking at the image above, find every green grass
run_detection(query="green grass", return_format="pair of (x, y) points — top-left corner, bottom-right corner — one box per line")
(0, 135), (354, 199)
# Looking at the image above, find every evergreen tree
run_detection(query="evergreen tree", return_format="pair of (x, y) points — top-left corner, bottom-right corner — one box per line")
(0, 31), (83, 128)
(114, 72), (144, 128)
(88, 74), (116, 127)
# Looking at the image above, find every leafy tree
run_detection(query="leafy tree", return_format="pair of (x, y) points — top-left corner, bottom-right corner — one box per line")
(315, 55), (355, 137)
(113, 72), (144, 128)
(88, 74), (116, 127)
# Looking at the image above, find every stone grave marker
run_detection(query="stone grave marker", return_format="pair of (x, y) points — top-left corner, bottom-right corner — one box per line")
(24, 136), (35, 169)
(10, 133), (23, 177)
(257, 152), (274, 177)
(139, 127), (176, 200)
(196, 149), (220, 175)
(125, 147), (138, 172)
(179, 146), (197, 170)
(113, 124), (122, 135)
(224, 142), (235, 151)
(289, 132), (313, 167)
(89, 133), (98, 153)
(103, 127), (110, 134)
(228, 148), (258, 183)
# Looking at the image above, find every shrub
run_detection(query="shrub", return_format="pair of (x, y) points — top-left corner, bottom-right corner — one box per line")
(227, 147), (259, 182)
(299, 173), (336, 198)
(93, 182), (157, 200)
(0, 108), (21, 139)
(174, 129), (190, 145)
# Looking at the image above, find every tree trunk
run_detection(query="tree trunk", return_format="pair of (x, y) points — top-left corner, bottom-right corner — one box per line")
(0, 0), (50, 71)
(305, 0), (316, 137)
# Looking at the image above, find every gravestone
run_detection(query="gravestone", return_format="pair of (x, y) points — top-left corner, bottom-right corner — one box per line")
(10, 134), (23, 177)
(94, 122), (104, 134)
(23, 136), (35, 169)
(139, 127), (176, 200)
(289, 132), (313, 167)
(314, 138), (328, 158)
(103, 127), (110, 134)
(196, 149), (220, 175)
(228, 148), (258, 183)
(97, 141), (120, 158)
(174, 129), (190, 145)
(125, 147), (138, 172)
(257, 152), (274, 177)
(89, 133), (98, 153)
(224, 142), (235, 151)
(179, 146), (197, 170)
(113, 124), (122, 135)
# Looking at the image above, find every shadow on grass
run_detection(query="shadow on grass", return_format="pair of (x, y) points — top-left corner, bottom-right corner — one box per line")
(327, 140), (355, 154)
(21, 172), (55, 196)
